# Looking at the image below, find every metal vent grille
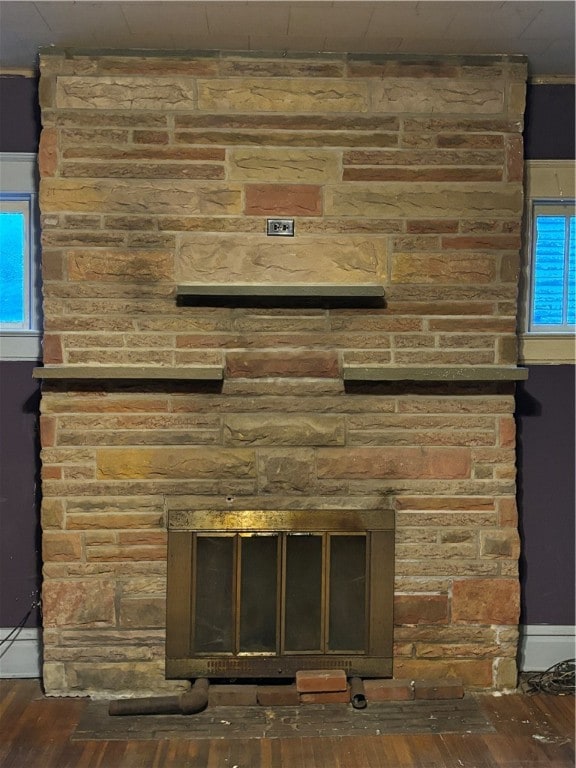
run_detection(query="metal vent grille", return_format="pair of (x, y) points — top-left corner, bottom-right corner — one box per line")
(166, 509), (394, 679)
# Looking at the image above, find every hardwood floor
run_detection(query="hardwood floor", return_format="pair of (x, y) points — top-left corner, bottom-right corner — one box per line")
(0, 679), (573, 767)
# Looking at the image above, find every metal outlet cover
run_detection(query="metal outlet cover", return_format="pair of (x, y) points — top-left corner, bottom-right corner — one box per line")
(267, 218), (294, 236)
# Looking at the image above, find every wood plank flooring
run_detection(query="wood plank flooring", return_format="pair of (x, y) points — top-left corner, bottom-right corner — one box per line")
(0, 679), (573, 767)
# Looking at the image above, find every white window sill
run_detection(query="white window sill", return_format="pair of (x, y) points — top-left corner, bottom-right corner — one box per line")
(519, 334), (576, 365)
(0, 332), (42, 362)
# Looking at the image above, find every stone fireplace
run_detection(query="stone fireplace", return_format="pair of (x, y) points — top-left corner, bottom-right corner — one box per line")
(36, 49), (527, 697)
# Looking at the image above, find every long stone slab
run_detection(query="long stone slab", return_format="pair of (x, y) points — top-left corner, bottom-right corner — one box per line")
(343, 365), (528, 381)
(176, 283), (385, 297)
(32, 365), (224, 380)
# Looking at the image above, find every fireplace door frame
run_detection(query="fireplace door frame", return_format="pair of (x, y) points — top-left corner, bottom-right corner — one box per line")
(166, 509), (394, 679)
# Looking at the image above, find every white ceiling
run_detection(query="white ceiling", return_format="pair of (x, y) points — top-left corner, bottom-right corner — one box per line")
(0, 1), (574, 78)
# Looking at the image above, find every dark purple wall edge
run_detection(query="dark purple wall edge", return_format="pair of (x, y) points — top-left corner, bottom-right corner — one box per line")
(0, 362), (42, 627)
(517, 367), (575, 624)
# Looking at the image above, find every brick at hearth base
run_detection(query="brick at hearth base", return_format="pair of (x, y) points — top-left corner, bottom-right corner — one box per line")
(363, 678), (414, 701)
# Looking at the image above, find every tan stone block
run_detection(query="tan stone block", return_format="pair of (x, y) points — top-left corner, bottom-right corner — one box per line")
(41, 250), (65, 281)
(494, 657), (518, 690)
(452, 578), (520, 624)
(396, 626), (498, 644)
(392, 253), (495, 285)
(505, 135), (524, 182)
(317, 447), (470, 480)
(393, 658), (493, 688)
(415, 643), (500, 659)
(119, 597), (166, 628)
(507, 81), (527, 117)
(43, 532), (83, 562)
(219, 59), (344, 78)
(118, 531), (166, 547)
(42, 662), (67, 695)
(62, 161), (224, 181)
(67, 248), (172, 282)
(344, 167), (501, 182)
(41, 179), (243, 216)
(229, 148), (340, 182)
(327, 183), (522, 218)
(43, 334), (64, 364)
(42, 498), (65, 530)
(42, 579), (116, 627)
(56, 76), (197, 110)
(497, 335), (518, 365)
(96, 55), (219, 77)
(437, 133), (504, 149)
(260, 449), (315, 492)
(67, 661), (188, 695)
(224, 414), (345, 446)
(176, 233), (387, 284)
(39, 127), (58, 177)
(498, 498), (518, 527)
(394, 595), (449, 625)
(371, 79), (504, 114)
(67, 512), (164, 530)
(96, 447), (256, 480)
(197, 78), (369, 113)
(86, 544), (167, 562)
(480, 530), (520, 559)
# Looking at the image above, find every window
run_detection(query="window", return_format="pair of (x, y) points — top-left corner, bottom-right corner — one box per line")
(0, 153), (41, 360)
(521, 161), (576, 364)
(529, 202), (575, 332)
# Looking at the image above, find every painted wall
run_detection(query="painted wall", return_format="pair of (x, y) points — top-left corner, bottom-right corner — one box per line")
(521, 82), (575, 627)
(0, 75), (42, 631)
(0, 74), (574, 635)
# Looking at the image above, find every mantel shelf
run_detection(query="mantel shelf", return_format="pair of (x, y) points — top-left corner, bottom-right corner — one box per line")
(343, 365), (529, 382)
(32, 365), (224, 381)
(176, 283), (385, 306)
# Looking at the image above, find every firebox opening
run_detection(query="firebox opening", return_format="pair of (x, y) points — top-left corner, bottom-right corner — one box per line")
(166, 509), (395, 680)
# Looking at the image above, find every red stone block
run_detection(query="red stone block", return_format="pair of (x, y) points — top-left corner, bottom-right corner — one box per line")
(226, 350), (339, 379)
(245, 183), (322, 216)
(452, 579), (520, 625)
(208, 684), (258, 707)
(413, 678), (465, 700)
(363, 678), (414, 702)
(296, 669), (347, 693)
(257, 684), (300, 706)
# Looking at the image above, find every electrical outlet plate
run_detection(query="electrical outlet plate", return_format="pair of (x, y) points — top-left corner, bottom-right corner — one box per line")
(266, 218), (295, 236)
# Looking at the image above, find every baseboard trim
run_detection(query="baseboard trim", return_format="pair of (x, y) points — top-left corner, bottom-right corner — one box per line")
(0, 627), (42, 678)
(519, 625), (576, 672)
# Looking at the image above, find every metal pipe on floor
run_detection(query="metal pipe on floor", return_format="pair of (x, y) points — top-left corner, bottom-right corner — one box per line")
(350, 676), (367, 709)
(108, 677), (209, 716)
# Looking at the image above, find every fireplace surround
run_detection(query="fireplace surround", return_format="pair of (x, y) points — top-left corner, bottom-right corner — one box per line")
(36, 49), (526, 697)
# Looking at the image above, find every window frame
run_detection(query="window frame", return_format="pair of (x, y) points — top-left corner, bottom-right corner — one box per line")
(520, 161), (576, 365)
(0, 153), (41, 361)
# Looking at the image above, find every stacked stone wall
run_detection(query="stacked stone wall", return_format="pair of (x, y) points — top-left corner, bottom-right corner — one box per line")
(38, 50), (526, 696)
